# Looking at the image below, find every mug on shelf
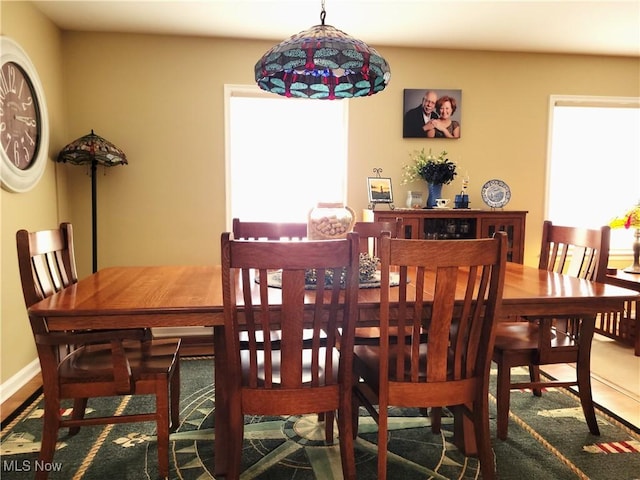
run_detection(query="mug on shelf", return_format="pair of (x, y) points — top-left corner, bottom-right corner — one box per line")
(435, 198), (450, 208)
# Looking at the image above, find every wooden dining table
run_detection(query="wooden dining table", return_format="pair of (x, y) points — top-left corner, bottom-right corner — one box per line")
(28, 263), (640, 475)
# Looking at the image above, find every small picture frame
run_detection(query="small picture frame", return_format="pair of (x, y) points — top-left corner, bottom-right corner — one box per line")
(367, 177), (394, 204)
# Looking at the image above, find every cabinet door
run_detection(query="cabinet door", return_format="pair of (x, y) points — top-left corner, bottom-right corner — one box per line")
(480, 217), (524, 263)
(375, 213), (421, 239)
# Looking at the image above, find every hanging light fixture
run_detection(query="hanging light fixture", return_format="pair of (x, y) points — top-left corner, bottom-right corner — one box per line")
(56, 130), (128, 273)
(255, 0), (391, 99)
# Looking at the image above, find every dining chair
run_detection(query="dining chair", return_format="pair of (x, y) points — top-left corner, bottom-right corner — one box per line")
(220, 232), (359, 479)
(232, 217), (308, 240)
(352, 232), (507, 480)
(16, 222), (181, 480)
(351, 218), (410, 346)
(352, 218), (404, 257)
(492, 220), (610, 440)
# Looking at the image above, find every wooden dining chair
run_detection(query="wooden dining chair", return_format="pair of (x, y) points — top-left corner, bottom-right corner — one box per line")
(351, 218), (408, 346)
(17, 222), (181, 480)
(492, 220), (610, 440)
(352, 218), (404, 257)
(352, 232), (507, 480)
(232, 217), (308, 240)
(220, 232), (359, 479)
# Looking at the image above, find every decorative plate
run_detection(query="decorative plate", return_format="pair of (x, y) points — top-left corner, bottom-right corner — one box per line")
(481, 179), (511, 208)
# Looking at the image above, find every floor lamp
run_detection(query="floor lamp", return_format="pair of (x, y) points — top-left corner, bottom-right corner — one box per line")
(57, 130), (128, 273)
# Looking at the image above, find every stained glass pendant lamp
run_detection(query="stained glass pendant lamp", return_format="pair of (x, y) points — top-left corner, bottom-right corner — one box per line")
(56, 130), (128, 273)
(254, 0), (391, 99)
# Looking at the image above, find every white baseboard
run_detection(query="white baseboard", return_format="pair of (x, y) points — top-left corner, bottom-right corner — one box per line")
(0, 358), (41, 404)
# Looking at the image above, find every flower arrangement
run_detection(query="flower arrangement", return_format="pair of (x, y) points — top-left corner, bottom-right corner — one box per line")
(402, 149), (457, 185)
(609, 204), (640, 229)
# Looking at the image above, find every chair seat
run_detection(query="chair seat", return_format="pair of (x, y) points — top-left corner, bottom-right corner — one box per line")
(60, 338), (180, 383)
(494, 322), (575, 354)
(354, 327), (428, 344)
(354, 344), (430, 388)
(241, 347), (340, 385)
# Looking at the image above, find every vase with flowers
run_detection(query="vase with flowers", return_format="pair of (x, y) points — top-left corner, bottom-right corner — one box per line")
(402, 148), (457, 208)
(609, 203), (640, 273)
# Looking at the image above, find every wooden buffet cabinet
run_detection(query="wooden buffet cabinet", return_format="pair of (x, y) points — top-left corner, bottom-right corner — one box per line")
(364, 208), (528, 264)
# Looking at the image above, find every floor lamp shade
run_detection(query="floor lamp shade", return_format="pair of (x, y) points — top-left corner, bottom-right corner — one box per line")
(56, 130), (127, 273)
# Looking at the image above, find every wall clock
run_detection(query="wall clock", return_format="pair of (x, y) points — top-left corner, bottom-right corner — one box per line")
(0, 36), (49, 193)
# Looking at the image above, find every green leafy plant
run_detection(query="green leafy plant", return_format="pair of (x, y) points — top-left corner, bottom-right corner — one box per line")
(402, 148), (457, 185)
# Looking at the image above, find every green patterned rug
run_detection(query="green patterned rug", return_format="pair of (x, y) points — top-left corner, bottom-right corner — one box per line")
(1, 357), (639, 479)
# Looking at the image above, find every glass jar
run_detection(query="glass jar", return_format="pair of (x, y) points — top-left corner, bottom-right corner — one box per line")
(406, 191), (423, 208)
(307, 203), (355, 240)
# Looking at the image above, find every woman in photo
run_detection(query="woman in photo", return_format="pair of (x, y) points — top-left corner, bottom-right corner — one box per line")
(427, 96), (460, 138)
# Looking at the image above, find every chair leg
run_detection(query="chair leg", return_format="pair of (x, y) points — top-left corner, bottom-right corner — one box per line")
(226, 406), (244, 479)
(324, 410), (335, 444)
(36, 399), (60, 480)
(430, 407), (442, 433)
(377, 405), (389, 480)
(170, 361), (180, 432)
(69, 398), (88, 435)
(472, 399), (496, 480)
(155, 378), (171, 479)
(337, 405), (356, 480)
(496, 361), (511, 441)
(529, 365), (542, 397)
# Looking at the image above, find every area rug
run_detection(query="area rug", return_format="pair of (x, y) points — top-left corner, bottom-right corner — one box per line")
(1, 357), (639, 479)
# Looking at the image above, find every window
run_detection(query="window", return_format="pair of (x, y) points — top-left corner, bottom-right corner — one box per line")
(546, 96), (640, 253)
(224, 85), (348, 225)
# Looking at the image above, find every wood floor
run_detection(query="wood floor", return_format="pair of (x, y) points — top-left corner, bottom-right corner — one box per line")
(2, 335), (639, 431)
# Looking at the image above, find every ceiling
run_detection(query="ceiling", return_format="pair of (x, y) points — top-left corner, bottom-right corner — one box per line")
(32, 0), (640, 57)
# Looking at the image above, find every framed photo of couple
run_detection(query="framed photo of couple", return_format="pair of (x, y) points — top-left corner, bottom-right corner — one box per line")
(402, 89), (462, 139)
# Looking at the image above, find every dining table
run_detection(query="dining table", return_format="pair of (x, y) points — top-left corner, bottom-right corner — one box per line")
(28, 262), (640, 475)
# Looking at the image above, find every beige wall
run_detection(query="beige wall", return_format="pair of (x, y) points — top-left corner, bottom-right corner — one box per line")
(1, 2), (68, 385)
(1, 2), (639, 386)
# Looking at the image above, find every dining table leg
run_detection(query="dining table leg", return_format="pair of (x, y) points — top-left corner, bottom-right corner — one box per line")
(213, 325), (229, 476)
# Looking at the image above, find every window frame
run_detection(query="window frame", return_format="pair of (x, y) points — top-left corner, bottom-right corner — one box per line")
(545, 95), (640, 256)
(223, 84), (349, 229)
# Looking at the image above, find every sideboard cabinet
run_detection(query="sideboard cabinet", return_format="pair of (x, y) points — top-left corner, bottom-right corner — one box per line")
(363, 208), (528, 264)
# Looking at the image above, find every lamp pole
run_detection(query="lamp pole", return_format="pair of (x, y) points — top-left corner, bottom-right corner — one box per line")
(91, 158), (97, 273)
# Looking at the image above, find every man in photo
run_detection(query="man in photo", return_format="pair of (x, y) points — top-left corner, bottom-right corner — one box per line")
(403, 90), (439, 137)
